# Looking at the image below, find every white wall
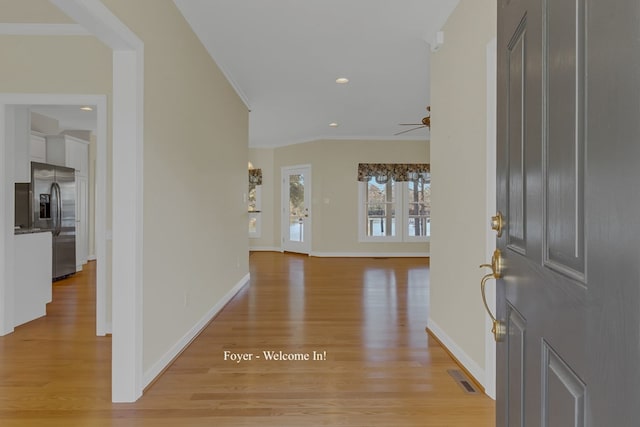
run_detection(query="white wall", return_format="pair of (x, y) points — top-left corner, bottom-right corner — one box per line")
(268, 139), (430, 255)
(102, 0), (250, 373)
(429, 0), (497, 385)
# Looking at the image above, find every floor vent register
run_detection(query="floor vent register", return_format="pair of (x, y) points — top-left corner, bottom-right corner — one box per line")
(447, 369), (478, 394)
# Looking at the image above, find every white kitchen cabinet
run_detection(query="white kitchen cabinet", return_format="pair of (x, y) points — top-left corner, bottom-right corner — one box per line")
(14, 231), (52, 327)
(29, 133), (47, 163)
(46, 134), (89, 176)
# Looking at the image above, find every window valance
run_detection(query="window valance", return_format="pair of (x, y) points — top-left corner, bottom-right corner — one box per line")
(357, 163), (430, 183)
(249, 168), (262, 185)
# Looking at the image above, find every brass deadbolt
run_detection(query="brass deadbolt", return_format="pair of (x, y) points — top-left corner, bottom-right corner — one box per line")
(490, 211), (504, 237)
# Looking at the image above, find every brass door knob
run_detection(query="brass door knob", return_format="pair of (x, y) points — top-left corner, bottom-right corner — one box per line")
(490, 211), (504, 237)
(479, 249), (505, 342)
(480, 249), (503, 278)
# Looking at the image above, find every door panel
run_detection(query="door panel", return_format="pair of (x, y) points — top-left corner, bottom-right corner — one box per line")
(497, 0), (586, 425)
(506, 20), (526, 253)
(542, 341), (586, 427)
(544, 0), (586, 278)
(281, 166), (311, 254)
(506, 305), (525, 427)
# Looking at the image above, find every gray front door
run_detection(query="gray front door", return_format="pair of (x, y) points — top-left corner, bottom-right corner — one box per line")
(496, 0), (640, 425)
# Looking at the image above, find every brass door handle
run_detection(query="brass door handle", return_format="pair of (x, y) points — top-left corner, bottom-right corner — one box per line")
(480, 249), (503, 278)
(479, 249), (505, 342)
(490, 211), (504, 237)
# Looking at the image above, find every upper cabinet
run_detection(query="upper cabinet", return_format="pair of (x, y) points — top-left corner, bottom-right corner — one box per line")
(29, 133), (47, 164)
(46, 135), (89, 176)
(11, 109), (90, 182)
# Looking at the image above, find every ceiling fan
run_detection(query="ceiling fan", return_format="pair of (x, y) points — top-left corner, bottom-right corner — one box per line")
(394, 106), (430, 136)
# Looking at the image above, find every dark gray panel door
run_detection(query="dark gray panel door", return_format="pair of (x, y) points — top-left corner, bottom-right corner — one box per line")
(496, 0), (640, 425)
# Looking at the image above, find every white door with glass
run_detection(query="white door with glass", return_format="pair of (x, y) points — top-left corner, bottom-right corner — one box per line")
(281, 165), (311, 254)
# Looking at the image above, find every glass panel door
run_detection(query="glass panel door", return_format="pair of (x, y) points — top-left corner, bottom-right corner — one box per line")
(282, 166), (311, 253)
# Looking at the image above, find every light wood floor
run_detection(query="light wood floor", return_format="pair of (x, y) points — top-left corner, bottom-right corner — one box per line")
(0, 253), (494, 426)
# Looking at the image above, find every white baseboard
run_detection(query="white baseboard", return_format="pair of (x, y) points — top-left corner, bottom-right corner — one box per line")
(105, 321), (112, 335)
(310, 252), (430, 258)
(427, 317), (485, 389)
(142, 273), (250, 388)
(88, 254), (97, 261)
(249, 246), (281, 252)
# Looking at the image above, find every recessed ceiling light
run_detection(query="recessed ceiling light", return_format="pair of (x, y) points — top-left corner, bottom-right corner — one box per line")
(80, 106), (93, 111)
(335, 77), (349, 84)
(329, 122), (339, 127)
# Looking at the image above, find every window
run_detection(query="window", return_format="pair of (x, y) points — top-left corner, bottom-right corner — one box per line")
(360, 177), (399, 241)
(359, 176), (430, 242)
(248, 183), (261, 238)
(405, 178), (430, 240)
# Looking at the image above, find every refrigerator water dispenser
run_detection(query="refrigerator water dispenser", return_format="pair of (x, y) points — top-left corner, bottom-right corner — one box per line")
(39, 194), (51, 219)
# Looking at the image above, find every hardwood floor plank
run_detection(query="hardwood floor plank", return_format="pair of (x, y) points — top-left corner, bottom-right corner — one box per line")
(0, 253), (495, 426)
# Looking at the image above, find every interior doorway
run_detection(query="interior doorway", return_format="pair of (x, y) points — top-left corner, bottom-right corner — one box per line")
(1, 95), (108, 337)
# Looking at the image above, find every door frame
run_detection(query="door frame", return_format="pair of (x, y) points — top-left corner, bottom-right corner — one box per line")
(281, 164), (312, 254)
(0, 94), (107, 336)
(51, 0), (144, 403)
(484, 36), (497, 400)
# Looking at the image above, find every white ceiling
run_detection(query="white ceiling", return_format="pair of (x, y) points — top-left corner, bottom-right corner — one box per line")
(173, 0), (459, 148)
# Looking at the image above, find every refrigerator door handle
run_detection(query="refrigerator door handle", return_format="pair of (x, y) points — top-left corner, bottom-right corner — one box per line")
(50, 182), (58, 235)
(53, 182), (62, 236)
(57, 182), (62, 236)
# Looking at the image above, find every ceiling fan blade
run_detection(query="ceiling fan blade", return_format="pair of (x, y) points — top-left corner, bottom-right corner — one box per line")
(394, 125), (426, 136)
(398, 123), (423, 126)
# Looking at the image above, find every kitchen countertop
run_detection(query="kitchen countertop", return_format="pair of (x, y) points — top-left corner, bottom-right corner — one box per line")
(14, 228), (52, 235)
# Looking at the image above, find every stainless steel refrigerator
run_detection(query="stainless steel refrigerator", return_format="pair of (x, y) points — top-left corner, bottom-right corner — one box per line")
(31, 162), (76, 280)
